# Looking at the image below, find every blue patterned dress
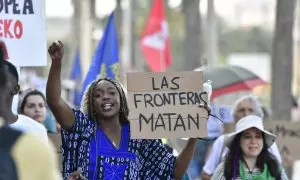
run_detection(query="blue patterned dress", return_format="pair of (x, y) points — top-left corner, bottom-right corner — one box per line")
(61, 110), (176, 180)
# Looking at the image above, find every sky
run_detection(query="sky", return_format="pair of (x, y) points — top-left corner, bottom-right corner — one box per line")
(45, 0), (244, 18)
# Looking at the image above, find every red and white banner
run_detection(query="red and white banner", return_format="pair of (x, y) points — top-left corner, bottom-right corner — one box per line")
(140, 0), (171, 72)
(0, 0), (47, 66)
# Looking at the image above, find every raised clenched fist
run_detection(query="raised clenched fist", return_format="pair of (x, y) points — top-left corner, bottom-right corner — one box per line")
(48, 40), (64, 62)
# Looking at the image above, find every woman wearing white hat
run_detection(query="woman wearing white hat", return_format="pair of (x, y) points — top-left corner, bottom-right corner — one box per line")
(212, 115), (288, 180)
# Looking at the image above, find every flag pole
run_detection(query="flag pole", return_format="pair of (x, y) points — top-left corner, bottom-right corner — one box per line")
(160, 48), (164, 72)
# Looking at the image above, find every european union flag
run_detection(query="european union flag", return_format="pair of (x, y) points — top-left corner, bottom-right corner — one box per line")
(70, 50), (82, 107)
(81, 12), (120, 95)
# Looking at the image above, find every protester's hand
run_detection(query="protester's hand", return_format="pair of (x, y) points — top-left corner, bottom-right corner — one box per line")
(68, 171), (85, 180)
(199, 103), (211, 116)
(48, 40), (64, 61)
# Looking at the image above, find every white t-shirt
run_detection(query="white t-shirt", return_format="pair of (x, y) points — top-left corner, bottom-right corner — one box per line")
(202, 134), (282, 175)
(9, 114), (48, 142)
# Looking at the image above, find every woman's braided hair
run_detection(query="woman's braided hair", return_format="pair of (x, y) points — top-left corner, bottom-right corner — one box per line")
(0, 44), (6, 86)
(81, 77), (129, 124)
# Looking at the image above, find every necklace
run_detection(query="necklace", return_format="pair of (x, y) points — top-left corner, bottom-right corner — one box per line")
(112, 140), (116, 147)
(242, 158), (255, 174)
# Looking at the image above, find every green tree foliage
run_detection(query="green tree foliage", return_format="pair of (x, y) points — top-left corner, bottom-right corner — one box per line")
(218, 25), (273, 57)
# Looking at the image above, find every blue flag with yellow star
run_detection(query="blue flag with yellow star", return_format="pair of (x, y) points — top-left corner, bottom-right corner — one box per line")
(81, 12), (120, 96)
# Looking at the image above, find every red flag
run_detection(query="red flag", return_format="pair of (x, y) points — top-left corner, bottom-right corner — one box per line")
(140, 0), (171, 72)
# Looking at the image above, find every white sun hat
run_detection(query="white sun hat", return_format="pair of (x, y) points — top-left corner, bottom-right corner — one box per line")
(224, 115), (276, 148)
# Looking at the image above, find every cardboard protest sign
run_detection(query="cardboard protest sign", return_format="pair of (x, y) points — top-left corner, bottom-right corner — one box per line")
(265, 121), (300, 160)
(127, 71), (209, 139)
(0, 0), (47, 66)
(224, 121), (300, 159)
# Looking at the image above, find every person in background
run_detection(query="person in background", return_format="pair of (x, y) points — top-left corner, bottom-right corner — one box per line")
(18, 88), (59, 133)
(188, 139), (214, 179)
(0, 41), (61, 180)
(188, 103), (232, 180)
(201, 95), (282, 180)
(212, 115), (288, 180)
(18, 88), (47, 124)
(2, 58), (48, 141)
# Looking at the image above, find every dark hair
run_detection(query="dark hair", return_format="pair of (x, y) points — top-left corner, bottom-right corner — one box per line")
(293, 96), (298, 108)
(224, 133), (281, 180)
(3, 60), (18, 82)
(0, 44), (6, 86)
(81, 77), (129, 124)
(18, 89), (46, 114)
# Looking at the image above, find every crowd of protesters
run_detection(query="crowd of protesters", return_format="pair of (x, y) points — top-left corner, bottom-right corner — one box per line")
(0, 40), (294, 180)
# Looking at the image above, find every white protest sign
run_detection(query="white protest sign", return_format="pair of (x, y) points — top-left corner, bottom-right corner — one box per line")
(0, 0), (47, 66)
(127, 71), (209, 139)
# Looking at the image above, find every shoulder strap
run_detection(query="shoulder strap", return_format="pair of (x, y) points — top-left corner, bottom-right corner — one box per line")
(275, 166), (285, 180)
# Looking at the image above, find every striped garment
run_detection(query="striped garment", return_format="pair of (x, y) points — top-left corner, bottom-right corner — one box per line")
(212, 161), (289, 180)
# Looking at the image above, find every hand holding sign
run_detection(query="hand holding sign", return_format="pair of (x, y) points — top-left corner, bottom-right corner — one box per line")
(199, 104), (211, 114)
(48, 41), (64, 62)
